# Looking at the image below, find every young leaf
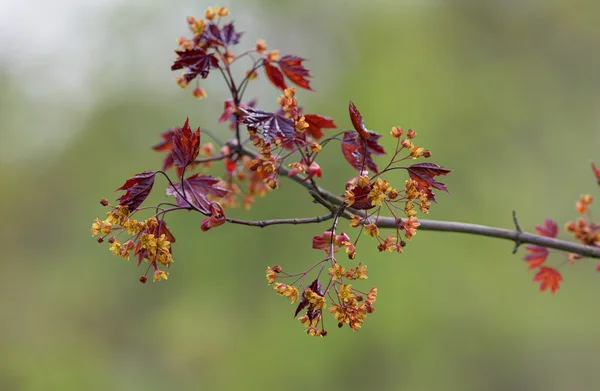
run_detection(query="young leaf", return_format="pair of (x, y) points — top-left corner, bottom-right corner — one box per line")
(407, 163), (452, 202)
(240, 107), (296, 142)
(303, 114), (336, 140)
(152, 128), (177, 171)
(203, 22), (243, 46)
(533, 266), (562, 294)
(116, 171), (156, 210)
(264, 61), (287, 90)
(166, 173), (229, 214)
(341, 131), (386, 173)
(523, 245), (549, 269)
(535, 218), (558, 238)
(593, 162), (600, 185)
(171, 118), (201, 169)
(171, 48), (219, 82)
(278, 55), (312, 90)
(348, 101), (371, 139)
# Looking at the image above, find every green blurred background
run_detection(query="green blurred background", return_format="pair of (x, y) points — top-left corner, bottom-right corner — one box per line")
(2, 0), (600, 390)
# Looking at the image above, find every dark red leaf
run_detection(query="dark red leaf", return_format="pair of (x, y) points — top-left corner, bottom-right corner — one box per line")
(341, 131), (386, 173)
(171, 48), (219, 82)
(294, 296), (309, 318)
(240, 107), (296, 142)
(523, 245), (548, 269)
(533, 266), (562, 294)
(202, 22), (243, 46)
(166, 173), (229, 214)
(264, 61), (287, 90)
(171, 118), (201, 168)
(308, 278), (324, 296)
(152, 128), (179, 171)
(116, 171), (156, 210)
(535, 219), (558, 238)
(348, 101), (370, 139)
(407, 163), (452, 202)
(303, 114), (336, 140)
(593, 162), (600, 185)
(278, 55), (312, 90)
(347, 184), (376, 210)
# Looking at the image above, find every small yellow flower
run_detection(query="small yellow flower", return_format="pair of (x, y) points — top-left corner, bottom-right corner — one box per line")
(193, 87), (207, 99)
(266, 266), (277, 284)
(255, 39), (267, 55)
(91, 219), (102, 236)
(365, 223), (379, 237)
(329, 263), (346, 280)
(215, 6), (228, 16)
(205, 7), (216, 20)
(153, 269), (169, 282)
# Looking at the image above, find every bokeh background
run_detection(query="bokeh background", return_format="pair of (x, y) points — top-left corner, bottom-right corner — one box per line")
(2, 0), (600, 390)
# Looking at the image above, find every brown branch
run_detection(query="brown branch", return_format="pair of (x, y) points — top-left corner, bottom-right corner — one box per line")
(238, 145), (600, 259)
(227, 213), (334, 228)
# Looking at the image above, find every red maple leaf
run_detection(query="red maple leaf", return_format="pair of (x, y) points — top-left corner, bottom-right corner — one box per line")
(303, 114), (336, 140)
(406, 163), (452, 202)
(341, 131), (386, 173)
(240, 107), (296, 142)
(171, 48), (219, 82)
(116, 171), (156, 210)
(264, 60), (287, 90)
(348, 101), (371, 140)
(523, 245), (549, 269)
(592, 162), (600, 185)
(171, 118), (201, 169)
(201, 22), (243, 46)
(533, 266), (562, 294)
(166, 173), (229, 214)
(152, 128), (177, 171)
(278, 55), (312, 90)
(535, 218), (558, 238)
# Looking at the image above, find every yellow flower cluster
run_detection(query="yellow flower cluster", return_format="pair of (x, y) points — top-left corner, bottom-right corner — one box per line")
(274, 283), (300, 304)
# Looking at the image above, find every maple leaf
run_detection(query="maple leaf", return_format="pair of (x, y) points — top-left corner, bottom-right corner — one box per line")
(171, 118), (201, 169)
(341, 130), (386, 173)
(294, 278), (323, 318)
(348, 101), (371, 140)
(202, 22), (243, 46)
(166, 173), (229, 214)
(535, 218), (558, 238)
(152, 127), (177, 171)
(264, 60), (287, 90)
(278, 55), (312, 90)
(523, 245), (549, 269)
(171, 48), (219, 82)
(407, 163), (452, 202)
(116, 171), (156, 210)
(592, 162), (600, 185)
(240, 107), (296, 142)
(533, 266), (562, 294)
(303, 114), (336, 140)
(218, 98), (257, 130)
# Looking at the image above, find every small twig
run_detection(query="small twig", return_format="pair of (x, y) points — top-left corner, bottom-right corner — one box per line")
(227, 213), (334, 228)
(512, 210), (523, 254)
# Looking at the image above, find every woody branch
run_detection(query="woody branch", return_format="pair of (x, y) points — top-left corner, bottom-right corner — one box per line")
(233, 146), (600, 260)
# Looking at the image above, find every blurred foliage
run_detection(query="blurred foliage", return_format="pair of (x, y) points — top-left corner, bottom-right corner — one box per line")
(2, 1), (600, 390)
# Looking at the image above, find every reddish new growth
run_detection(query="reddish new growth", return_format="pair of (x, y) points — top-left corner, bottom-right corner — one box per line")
(91, 6), (452, 336)
(523, 164), (600, 293)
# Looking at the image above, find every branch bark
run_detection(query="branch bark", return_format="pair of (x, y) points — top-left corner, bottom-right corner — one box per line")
(238, 146), (600, 259)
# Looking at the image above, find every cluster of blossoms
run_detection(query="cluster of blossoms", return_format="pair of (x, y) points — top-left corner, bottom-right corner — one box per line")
(92, 6), (452, 337)
(91, 201), (174, 283)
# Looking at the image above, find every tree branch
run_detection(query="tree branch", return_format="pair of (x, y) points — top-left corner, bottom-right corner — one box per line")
(227, 213), (334, 228)
(238, 145), (600, 259)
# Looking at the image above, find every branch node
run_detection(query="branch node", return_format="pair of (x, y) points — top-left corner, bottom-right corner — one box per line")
(512, 210), (523, 254)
